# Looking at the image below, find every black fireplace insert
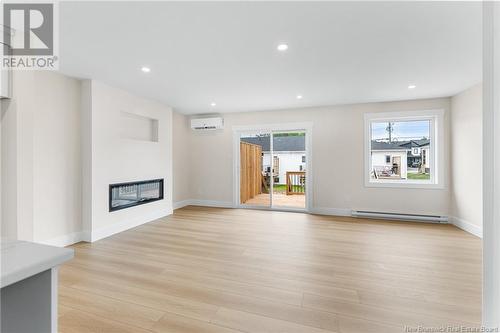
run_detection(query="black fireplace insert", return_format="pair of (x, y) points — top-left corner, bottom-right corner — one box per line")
(109, 179), (164, 212)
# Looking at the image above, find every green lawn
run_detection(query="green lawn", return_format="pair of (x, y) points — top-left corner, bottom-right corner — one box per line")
(407, 173), (430, 180)
(272, 184), (304, 193)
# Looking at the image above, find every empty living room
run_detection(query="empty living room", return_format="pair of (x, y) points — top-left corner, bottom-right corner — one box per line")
(1, 1), (500, 332)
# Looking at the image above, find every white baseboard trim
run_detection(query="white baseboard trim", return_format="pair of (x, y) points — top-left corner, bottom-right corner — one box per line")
(189, 200), (233, 208)
(173, 199), (193, 210)
(176, 201), (349, 215)
(174, 204), (472, 240)
(91, 207), (173, 242)
(450, 216), (483, 238)
(173, 199), (233, 209)
(36, 206), (175, 247)
(38, 231), (85, 247)
(44, 206), (474, 245)
(310, 207), (352, 217)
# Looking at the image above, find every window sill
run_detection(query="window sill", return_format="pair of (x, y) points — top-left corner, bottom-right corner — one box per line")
(365, 180), (444, 190)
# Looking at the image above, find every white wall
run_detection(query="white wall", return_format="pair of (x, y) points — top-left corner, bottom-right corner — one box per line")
(1, 73), (174, 245)
(0, 100), (2, 236)
(186, 97), (450, 216)
(7, 72), (36, 241)
(82, 80), (173, 241)
(450, 84), (482, 237)
(0, 71), (82, 244)
(483, 1), (500, 326)
(172, 112), (192, 205)
(1, 97), (17, 239)
(33, 72), (82, 244)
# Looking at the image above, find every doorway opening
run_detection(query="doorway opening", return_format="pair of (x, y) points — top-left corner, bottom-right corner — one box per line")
(238, 129), (308, 210)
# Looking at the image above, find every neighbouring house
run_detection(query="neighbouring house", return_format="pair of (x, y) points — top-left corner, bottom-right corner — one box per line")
(371, 139), (430, 179)
(398, 140), (431, 173)
(241, 135), (306, 184)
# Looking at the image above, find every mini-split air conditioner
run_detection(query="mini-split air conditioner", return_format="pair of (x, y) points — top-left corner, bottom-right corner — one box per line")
(191, 117), (224, 130)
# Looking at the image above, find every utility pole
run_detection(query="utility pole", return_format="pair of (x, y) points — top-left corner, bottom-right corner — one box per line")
(386, 122), (395, 142)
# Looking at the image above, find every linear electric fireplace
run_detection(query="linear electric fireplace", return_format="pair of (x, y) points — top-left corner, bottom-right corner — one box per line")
(109, 179), (164, 212)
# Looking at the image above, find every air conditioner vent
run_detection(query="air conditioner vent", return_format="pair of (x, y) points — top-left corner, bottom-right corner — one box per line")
(191, 117), (224, 131)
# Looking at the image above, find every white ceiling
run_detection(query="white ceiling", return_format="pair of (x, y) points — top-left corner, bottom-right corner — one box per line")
(59, 1), (482, 115)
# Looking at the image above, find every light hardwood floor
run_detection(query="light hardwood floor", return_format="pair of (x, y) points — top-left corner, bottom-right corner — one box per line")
(59, 206), (482, 333)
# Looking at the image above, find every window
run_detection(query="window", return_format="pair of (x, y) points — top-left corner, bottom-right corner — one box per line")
(302, 155), (306, 163)
(364, 110), (444, 188)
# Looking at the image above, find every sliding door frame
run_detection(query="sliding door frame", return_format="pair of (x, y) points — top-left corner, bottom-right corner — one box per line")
(232, 122), (313, 213)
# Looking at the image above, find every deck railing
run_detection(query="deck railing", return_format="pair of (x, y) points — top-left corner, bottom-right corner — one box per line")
(372, 166), (401, 179)
(286, 171), (306, 195)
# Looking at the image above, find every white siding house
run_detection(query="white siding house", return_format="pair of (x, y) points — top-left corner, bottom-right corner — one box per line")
(371, 139), (430, 179)
(241, 135), (306, 184)
(263, 151), (306, 184)
(371, 150), (408, 179)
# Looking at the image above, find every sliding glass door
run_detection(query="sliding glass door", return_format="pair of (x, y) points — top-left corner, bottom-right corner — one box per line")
(239, 130), (306, 210)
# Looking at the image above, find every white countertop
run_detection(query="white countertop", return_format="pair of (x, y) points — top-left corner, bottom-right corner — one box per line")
(1, 239), (74, 288)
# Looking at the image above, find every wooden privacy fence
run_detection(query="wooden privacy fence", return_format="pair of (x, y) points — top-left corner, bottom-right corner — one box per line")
(240, 142), (262, 203)
(286, 171), (306, 195)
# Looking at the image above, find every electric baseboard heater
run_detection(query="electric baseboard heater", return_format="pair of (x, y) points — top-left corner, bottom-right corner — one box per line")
(351, 210), (448, 223)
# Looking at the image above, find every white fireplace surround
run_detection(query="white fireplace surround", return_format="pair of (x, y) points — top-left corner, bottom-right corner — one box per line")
(80, 80), (173, 243)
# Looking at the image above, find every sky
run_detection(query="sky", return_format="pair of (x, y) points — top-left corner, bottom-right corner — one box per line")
(371, 120), (430, 141)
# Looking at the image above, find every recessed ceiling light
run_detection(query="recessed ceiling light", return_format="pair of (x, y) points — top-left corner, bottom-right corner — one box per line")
(210, 102), (216, 107)
(408, 84), (416, 89)
(141, 66), (151, 73)
(277, 44), (289, 51)
(296, 95), (303, 99)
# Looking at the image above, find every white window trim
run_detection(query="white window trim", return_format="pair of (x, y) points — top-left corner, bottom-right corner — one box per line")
(364, 109), (445, 189)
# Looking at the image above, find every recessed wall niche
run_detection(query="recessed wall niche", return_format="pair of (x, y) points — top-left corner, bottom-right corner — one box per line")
(120, 111), (159, 142)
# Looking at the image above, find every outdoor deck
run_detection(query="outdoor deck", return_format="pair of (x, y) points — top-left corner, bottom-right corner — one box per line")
(244, 193), (305, 208)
